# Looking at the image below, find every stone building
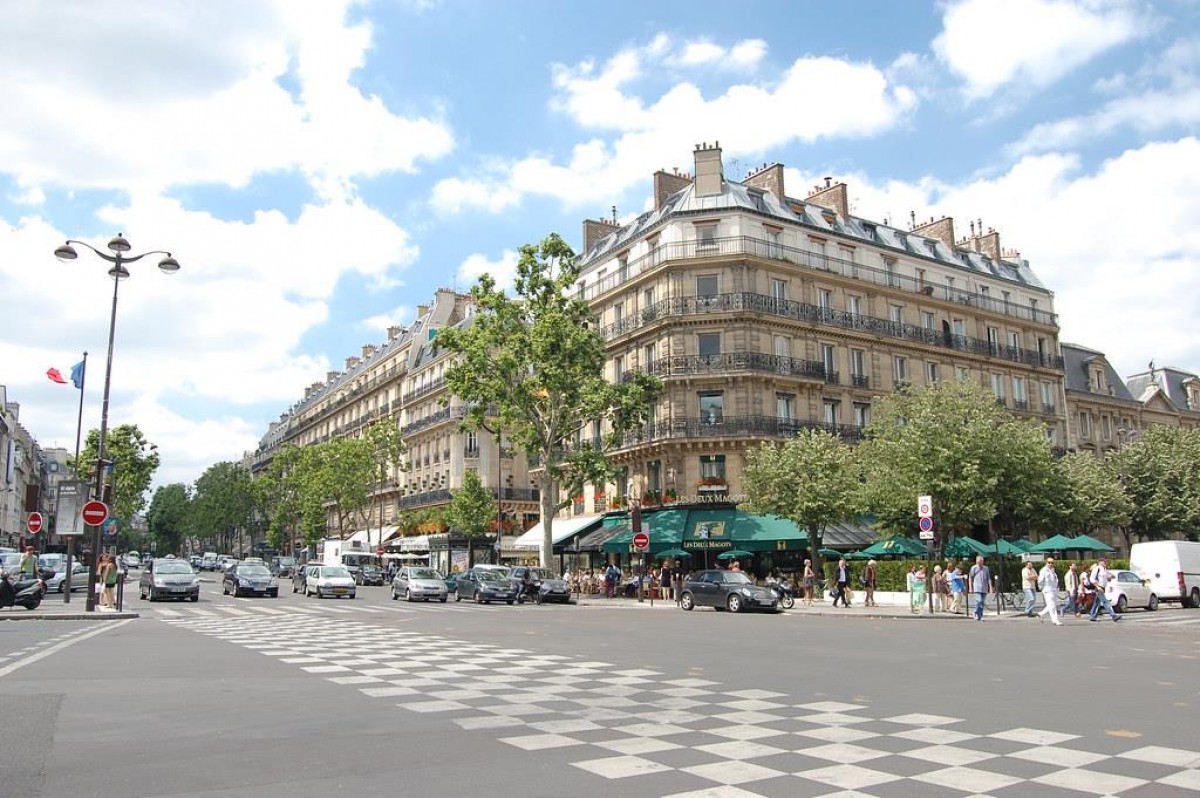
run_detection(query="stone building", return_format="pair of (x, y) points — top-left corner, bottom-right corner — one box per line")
(1061, 344), (1142, 453)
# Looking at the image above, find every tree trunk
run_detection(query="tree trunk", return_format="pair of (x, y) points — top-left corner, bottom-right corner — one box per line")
(540, 472), (559, 568)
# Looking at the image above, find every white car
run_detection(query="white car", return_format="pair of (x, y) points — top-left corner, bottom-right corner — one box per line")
(305, 565), (357, 599)
(1106, 569), (1159, 613)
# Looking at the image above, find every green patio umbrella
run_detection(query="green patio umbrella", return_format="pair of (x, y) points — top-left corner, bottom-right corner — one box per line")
(1030, 533), (1076, 553)
(845, 551), (872, 560)
(716, 549), (753, 560)
(1068, 534), (1115, 553)
(817, 547), (843, 558)
(944, 537), (987, 558)
(656, 549), (691, 559)
(859, 536), (929, 558)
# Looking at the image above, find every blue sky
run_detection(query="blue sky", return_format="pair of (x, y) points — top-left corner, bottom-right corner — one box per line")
(1, 0), (1198, 490)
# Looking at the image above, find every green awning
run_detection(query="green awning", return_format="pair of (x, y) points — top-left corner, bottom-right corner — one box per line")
(1067, 534), (1115, 553)
(570, 516), (631, 553)
(601, 508), (687, 554)
(679, 508), (807, 554)
(859, 536), (929, 558)
(681, 508), (741, 552)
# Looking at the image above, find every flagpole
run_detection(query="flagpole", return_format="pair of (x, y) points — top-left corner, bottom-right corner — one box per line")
(64, 351), (87, 604)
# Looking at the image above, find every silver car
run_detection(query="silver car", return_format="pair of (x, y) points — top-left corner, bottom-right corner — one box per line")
(45, 562), (89, 593)
(392, 566), (448, 602)
(139, 559), (201, 602)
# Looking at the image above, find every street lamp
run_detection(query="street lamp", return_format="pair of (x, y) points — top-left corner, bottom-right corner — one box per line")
(55, 233), (180, 611)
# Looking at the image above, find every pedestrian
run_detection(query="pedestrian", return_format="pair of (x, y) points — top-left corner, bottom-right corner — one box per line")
(802, 559), (815, 606)
(1088, 558), (1121, 622)
(949, 561), (966, 614)
(911, 566), (926, 613)
(729, 559), (741, 573)
(832, 558), (852, 607)
(1062, 562), (1080, 616)
(1037, 557), (1063, 625)
(96, 553), (115, 610)
(933, 565), (946, 611)
(19, 546), (38, 578)
(905, 565), (916, 604)
(658, 561), (672, 601)
(969, 556), (991, 621)
(863, 559), (877, 607)
(1022, 560), (1039, 617)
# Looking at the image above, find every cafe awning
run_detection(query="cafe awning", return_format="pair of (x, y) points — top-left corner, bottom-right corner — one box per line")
(513, 514), (602, 550)
(679, 508), (807, 554)
(601, 507), (688, 554)
(574, 516), (632, 553)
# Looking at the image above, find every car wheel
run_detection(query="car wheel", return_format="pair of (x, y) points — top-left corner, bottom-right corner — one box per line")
(475, 590), (483, 604)
(728, 594), (743, 613)
(1147, 594), (1159, 611)
(506, 600), (514, 605)
(455, 592), (462, 602)
(680, 592), (695, 611)
(391, 588), (399, 601)
(405, 588), (413, 602)
(270, 591), (278, 598)
(1115, 595), (1127, 613)
(190, 594), (199, 602)
(57, 582), (66, 594)
(440, 595), (447, 603)
(534, 592), (543, 605)
(1191, 587), (1200, 609)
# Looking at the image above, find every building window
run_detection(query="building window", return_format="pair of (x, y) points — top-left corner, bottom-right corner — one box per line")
(821, 344), (837, 377)
(1013, 377), (1027, 409)
(1045, 427), (1058, 445)
(979, 285), (990, 298)
(894, 356), (908, 383)
(957, 366), (971, 382)
(613, 355), (625, 381)
(1102, 415), (1111, 441)
(1092, 368), (1104, 393)
(697, 332), (721, 358)
(889, 305), (903, 324)
(986, 326), (1000, 354)
(1079, 412), (1091, 440)
(884, 257), (898, 287)
(1041, 381), (1056, 411)
(823, 399), (841, 425)
(643, 287), (655, 309)
(699, 392), (724, 424)
(765, 228), (782, 258)
(777, 393), (795, 420)
(925, 362), (938, 383)
(466, 431), (478, 455)
(697, 224), (717, 250)
(952, 318), (966, 337)
(643, 343), (656, 370)
(851, 349), (866, 378)
(696, 275), (718, 297)
(647, 461), (661, 493)
(809, 238), (827, 266)
(853, 402), (870, 428)
(848, 295), (862, 316)
(922, 311), (935, 330)
(699, 454), (726, 481)
(613, 301), (624, 323)
(991, 373), (1006, 401)
(1009, 331), (1021, 351)
(773, 278), (788, 301)
(818, 288), (832, 309)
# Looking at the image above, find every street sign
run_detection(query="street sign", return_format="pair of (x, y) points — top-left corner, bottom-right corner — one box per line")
(632, 532), (650, 550)
(917, 495), (933, 518)
(55, 481), (87, 536)
(82, 500), (109, 526)
(375, 547), (385, 555)
(918, 515), (935, 540)
(26, 512), (43, 534)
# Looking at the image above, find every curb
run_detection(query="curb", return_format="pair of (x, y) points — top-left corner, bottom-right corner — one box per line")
(0, 611), (140, 622)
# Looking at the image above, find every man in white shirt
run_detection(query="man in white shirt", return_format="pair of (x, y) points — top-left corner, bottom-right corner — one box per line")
(1036, 557), (1062, 626)
(1088, 558), (1121, 622)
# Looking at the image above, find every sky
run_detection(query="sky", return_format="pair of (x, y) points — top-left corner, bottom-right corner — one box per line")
(2, 0), (1198, 493)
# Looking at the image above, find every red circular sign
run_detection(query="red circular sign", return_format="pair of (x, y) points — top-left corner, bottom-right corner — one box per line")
(633, 532), (650, 550)
(81, 500), (109, 526)
(26, 512), (43, 534)
(375, 547), (385, 555)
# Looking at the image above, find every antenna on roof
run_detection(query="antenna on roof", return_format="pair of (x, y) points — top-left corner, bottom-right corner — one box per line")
(611, 205), (618, 224)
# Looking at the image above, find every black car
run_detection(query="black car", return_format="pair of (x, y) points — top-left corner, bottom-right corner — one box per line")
(356, 563), (385, 586)
(509, 566), (573, 605)
(678, 570), (780, 613)
(223, 564), (279, 597)
(455, 568), (518, 604)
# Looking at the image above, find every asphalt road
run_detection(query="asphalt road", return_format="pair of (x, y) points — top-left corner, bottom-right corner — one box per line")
(2, 574), (1198, 797)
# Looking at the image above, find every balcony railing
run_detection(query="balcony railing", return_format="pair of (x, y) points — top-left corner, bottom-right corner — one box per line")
(851, 373), (870, 388)
(619, 415), (864, 447)
(398, 489), (452, 509)
(599, 291), (1065, 371)
(501, 487), (541, 503)
(647, 353), (828, 381)
(403, 376), (446, 403)
(581, 234), (1058, 327)
(400, 406), (467, 437)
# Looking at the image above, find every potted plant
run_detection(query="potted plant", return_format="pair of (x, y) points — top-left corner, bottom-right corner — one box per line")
(664, 488), (678, 503)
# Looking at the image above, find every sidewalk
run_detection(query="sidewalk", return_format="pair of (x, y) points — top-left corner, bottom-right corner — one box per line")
(0, 596), (139, 622)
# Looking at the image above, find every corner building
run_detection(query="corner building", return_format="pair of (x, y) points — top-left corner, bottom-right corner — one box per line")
(574, 143), (1067, 507)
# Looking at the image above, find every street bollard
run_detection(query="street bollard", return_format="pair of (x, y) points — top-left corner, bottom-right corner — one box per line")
(116, 573), (124, 612)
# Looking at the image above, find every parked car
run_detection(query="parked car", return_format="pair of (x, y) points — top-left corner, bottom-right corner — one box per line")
(292, 564), (312, 594)
(223, 563), (279, 598)
(124, 552), (141, 569)
(442, 571), (459, 593)
(269, 556), (296, 578)
(392, 567), (448, 602)
(45, 562), (89, 593)
(188, 555), (203, 569)
(356, 563), (385, 586)
(304, 565), (356, 599)
(1130, 540), (1200, 608)
(509, 566), (573, 604)
(139, 559), (201, 602)
(678, 570), (781, 613)
(455, 568), (517, 604)
(1106, 569), (1158, 613)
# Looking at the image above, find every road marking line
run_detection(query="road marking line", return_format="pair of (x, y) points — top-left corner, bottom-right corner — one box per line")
(0, 619), (134, 679)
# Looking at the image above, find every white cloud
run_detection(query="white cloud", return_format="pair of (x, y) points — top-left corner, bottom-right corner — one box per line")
(728, 40), (768, 70)
(362, 306), (414, 333)
(676, 41), (726, 67)
(933, 0), (1145, 100)
(457, 249), (520, 293)
(438, 38), (916, 214)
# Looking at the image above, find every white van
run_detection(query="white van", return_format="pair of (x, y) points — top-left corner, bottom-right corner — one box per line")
(1129, 541), (1200, 608)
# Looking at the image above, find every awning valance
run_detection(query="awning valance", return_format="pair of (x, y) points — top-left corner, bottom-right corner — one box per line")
(513, 515), (602, 550)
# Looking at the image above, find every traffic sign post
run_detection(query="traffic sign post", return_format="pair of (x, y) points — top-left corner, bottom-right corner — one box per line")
(633, 532), (650, 551)
(26, 512), (44, 535)
(917, 494), (934, 614)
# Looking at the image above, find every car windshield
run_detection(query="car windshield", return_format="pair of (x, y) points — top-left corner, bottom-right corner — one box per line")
(477, 570), (505, 583)
(411, 568), (441, 579)
(320, 566), (350, 578)
(156, 562), (193, 574)
(529, 568), (556, 580)
(722, 572), (753, 585)
(277, 557), (295, 566)
(238, 566), (270, 576)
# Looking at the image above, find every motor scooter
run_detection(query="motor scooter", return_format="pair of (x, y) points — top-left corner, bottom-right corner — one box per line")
(766, 577), (795, 610)
(0, 569), (48, 610)
(515, 576), (541, 604)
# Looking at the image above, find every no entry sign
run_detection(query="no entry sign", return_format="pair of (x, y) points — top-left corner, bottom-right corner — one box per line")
(633, 532), (650, 550)
(26, 511), (44, 534)
(82, 500), (109, 526)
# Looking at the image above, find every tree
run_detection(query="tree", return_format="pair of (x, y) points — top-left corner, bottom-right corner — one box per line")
(444, 469), (496, 540)
(437, 233), (661, 567)
(190, 462), (256, 554)
(305, 435), (376, 540)
(742, 429), (860, 571)
(1055, 451), (1133, 537)
(259, 444), (305, 554)
(146, 483), (191, 555)
(858, 380), (1057, 545)
(1113, 426), (1200, 545)
(73, 423), (160, 529)
(363, 418), (407, 544)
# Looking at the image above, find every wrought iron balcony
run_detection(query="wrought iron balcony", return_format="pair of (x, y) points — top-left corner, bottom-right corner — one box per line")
(403, 376), (446, 403)
(400, 406), (467, 437)
(620, 415), (864, 446)
(647, 353), (827, 380)
(1013, 400), (1030, 411)
(397, 489), (452, 509)
(851, 373), (870, 388)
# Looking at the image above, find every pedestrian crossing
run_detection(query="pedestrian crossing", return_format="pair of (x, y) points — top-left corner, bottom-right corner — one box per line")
(141, 598), (534, 619)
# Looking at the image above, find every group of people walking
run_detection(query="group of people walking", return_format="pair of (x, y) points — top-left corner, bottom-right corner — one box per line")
(1020, 556), (1121, 624)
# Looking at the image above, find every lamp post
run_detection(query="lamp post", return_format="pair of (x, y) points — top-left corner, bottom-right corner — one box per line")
(55, 233), (180, 612)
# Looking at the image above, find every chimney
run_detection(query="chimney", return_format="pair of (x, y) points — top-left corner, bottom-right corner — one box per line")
(806, 178), (849, 219)
(911, 216), (956, 251)
(653, 168), (693, 210)
(387, 325), (403, 341)
(361, 344), (377, 359)
(344, 356), (360, 370)
(743, 162), (785, 203)
(416, 304), (429, 318)
(975, 229), (1001, 261)
(581, 217), (620, 253)
(693, 141), (724, 198)
(326, 371), (340, 382)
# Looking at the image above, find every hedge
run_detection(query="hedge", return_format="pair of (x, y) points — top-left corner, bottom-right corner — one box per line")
(818, 557), (1129, 593)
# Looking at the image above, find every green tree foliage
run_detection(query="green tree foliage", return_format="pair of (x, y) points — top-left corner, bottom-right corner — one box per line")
(742, 429), (860, 569)
(1055, 451), (1133, 537)
(306, 435), (376, 540)
(444, 469), (496, 539)
(858, 380), (1058, 544)
(73, 423), (160, 527)
(190, 462), (256, 553)
(1113, 426), (1200, 544)
(259, 445), (305, 553)
(437, 233), (661, 566)
(146, 483), (191, 555)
